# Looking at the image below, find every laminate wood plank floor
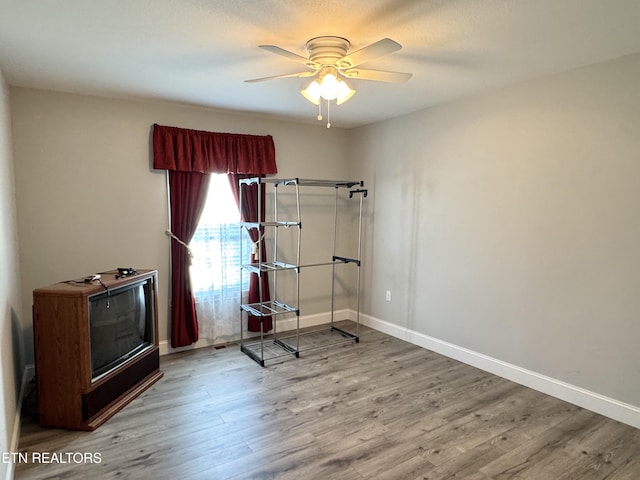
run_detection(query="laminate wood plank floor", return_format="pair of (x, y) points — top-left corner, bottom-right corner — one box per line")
(15, 323), (640, 479)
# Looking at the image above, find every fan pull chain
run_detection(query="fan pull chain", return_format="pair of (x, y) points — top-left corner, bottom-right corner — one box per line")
(314, 99), (332, 128)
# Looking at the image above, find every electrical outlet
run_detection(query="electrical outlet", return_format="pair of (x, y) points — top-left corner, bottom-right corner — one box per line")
(385, 290), (391, 302)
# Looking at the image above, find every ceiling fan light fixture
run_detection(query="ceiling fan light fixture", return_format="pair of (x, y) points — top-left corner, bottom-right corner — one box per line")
(301, 69), (355, 106)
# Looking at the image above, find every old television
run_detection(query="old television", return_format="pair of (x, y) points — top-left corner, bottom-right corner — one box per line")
(88, 275), (156, 381)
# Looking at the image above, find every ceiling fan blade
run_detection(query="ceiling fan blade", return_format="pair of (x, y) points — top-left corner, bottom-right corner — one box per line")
(336, 38), (402, 69)
(258, 45), (320, 69)
(341, 68), (412, 83)
(245, 71), (316, 83)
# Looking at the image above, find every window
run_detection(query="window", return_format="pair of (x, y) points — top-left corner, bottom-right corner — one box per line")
(189, 174), (252, 342)
(189, 174), (252, 296)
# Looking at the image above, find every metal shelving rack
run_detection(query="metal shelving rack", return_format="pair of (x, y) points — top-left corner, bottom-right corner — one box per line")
(238, 177), (367, 366)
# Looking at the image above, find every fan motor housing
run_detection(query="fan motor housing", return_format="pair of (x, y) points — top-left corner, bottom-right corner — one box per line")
(306, 36), (351, 66)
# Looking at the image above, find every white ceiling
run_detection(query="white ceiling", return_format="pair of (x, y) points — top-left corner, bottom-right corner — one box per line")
(1, 0), (640, 128)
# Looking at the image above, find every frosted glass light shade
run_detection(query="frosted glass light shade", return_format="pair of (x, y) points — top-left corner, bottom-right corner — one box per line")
(336, 81), (356, 105)
(301, 80), (321, 105)
(301, 71), (355, 105)
(319, 73), (340, 100)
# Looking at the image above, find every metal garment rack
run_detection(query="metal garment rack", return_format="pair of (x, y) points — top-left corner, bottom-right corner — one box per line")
(238, 177), (367, 366)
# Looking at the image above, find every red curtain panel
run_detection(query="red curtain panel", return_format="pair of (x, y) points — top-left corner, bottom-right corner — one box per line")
(228, 174), (272, 333)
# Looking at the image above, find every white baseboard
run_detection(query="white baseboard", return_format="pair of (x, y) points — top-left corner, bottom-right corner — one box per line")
(359, 312), (640, 430)
(7, 364), (35, 480)
(158, 309), (351, 356)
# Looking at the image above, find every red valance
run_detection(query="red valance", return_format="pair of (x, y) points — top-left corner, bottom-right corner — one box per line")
(152, 124), (277, 174)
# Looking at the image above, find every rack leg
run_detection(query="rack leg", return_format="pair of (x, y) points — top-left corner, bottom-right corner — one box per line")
(241, 344), (266, 367)
(330, 325), (359, 343)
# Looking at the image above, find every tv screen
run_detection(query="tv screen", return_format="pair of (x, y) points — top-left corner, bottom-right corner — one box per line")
(88, 278), (154, 380)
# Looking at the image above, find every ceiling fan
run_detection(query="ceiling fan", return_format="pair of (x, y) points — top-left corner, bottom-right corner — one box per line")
(246, 36), (412, 126)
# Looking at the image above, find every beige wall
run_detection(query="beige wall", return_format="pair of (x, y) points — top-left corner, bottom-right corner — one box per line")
(0, 68), (24, 479)
(350, 52), (640, 408)
(11, 89), (350, 362)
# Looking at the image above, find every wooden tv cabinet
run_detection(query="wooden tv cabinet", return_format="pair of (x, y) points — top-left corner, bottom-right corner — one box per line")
(32, 269), (164, 431)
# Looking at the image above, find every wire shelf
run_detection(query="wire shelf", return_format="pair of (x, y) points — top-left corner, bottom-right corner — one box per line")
(240, 300), (298, 317)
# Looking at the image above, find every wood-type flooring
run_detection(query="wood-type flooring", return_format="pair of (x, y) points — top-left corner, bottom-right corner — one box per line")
(15, 323), (640, 479)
